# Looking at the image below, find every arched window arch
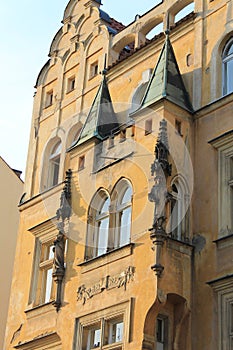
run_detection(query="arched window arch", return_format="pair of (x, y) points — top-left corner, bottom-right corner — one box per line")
(85, 179), (133, 261)
(174, 2), (194, 24)
(130, 83), (148, 113)
(48, 141), (61, 188)
(222, 38), (233, 95)
(85, 189), (110, 260)
(168, 177), (189, 241)
(130, 69), (152, 113)
(111, 179), (133, 249)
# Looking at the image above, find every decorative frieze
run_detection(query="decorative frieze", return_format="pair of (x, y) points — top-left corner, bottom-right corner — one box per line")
(77, 266), (135, 304)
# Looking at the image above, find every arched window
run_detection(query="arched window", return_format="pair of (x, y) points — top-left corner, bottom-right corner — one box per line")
(85, 190), (110, 260)
(174, 2), (194, 23)
(112, 179), (133, 249)
(85, 179), (133, 261)
(130, 69), (152, 113)
(222, 38), (233, 95)
(48, 141), (61, 188)
(130, 83), (148, 113)
(168, 177), (189, 241)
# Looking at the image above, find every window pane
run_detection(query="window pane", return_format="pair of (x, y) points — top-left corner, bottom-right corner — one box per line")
(97, 217), (109, 256)
(82, 323), (101, 350)
(121, 187), (132, 204)
(113, 321), (123, 343)
(104, 318), (124, 345)
(91, 328), (101, 348)
(48, 244), (54, 260)
(51, 142), (61, 157)
(119, 207), (131, 246)
(171, 198), (179, 238)
(226, 43), (233, 56)
(156, 317), (167, 350)
(51, 158), (60, 186)
(100, 197), (110, 214)
(230, 157), (233, 180)
(226, 60), (233, 94)
(44, 268), (53, 303)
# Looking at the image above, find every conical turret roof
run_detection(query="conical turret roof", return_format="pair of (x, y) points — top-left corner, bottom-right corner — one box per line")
(74, 74), (119, 147)
(140, 32), (193, 113)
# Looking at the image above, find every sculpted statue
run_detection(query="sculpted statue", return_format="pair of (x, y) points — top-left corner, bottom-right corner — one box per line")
(53, 226), (65, 274)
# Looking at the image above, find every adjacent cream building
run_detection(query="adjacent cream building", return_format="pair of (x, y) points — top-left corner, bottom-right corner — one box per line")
(4, 0), (233, 349)
(0, 157), (23, 350)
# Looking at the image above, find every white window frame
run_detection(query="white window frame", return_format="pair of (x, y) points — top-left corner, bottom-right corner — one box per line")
(210, 132), (233, 237)
(85, 190), (110, 260)
(114, 184), (132, 249)
(74, 300), (131, 350)
(85, 180), (133, 261)
(28, 221), (57, 307)
(222, 38), (233, 96)
(168, 176), (190, 241)
(48, 141), (61, 188)
(209, 276), (233, 350)
(156, 315), (168, 350)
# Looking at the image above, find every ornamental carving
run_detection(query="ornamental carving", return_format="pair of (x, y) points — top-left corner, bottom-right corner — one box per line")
(77, 266), (135, 304)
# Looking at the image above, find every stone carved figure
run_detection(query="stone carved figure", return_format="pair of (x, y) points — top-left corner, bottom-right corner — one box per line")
(53, 227), (66, 274)
(77, 266), (135, 304)
(77, 285), (92, 304)
(118, 266), (134, 290)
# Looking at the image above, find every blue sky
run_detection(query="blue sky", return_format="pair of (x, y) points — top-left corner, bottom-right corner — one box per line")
(0, 0), (162, 176)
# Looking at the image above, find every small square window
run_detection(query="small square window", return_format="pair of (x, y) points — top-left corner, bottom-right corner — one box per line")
(145, 119), (152, 135)
(45, 90), (53, 108)
(67, 76), (75, 93)
(79, 155), (85, 171)
(90, 62), (99, 79)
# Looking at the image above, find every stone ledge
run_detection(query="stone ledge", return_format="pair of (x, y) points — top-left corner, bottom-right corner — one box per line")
(78, 243), (134, 273)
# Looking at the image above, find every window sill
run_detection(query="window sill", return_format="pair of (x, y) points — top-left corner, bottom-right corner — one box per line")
(102, 343), (123, 349)
(14, 332), (61, 349)
(25, 301), (56, 319)
(213, 233), (233, 249)
(78, 243), (134, 273)
(167, 237), (193, 256)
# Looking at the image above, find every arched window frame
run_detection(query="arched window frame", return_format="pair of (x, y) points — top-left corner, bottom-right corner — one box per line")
(168, 176), (190, 242)
(85, 179), (133, 261)
(47, 141), (61, 188)
(85, 189), (110, 260)
(111, 179), (133, 250)
(222, 38), (233, 96)
(130, 69), (152, 114)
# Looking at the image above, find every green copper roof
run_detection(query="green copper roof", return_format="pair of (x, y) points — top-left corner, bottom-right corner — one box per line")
(75, 75), (119, 146)
(140, 33), (193, 113)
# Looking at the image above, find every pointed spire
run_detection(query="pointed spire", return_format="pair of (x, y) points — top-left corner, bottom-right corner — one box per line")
(140, 31), (193, 113)
(73, 72), (119, 147)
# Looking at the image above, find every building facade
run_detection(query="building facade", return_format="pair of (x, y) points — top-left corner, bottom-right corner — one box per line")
(0, 157), (23, 350)
(4, 0), (233, 349)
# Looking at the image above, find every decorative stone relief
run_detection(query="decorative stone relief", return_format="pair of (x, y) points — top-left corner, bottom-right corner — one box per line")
(77, 266), (135, 304)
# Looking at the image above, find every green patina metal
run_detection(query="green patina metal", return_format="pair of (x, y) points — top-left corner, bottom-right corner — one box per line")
(140, 32), (193, 113)
(72, 74), (119, 147)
